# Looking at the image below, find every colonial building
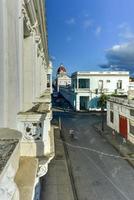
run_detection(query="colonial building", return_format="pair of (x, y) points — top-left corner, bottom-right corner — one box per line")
(56, 64), (71, 92)
(60, 71), (129, 111)
(0, 0), (54, 199)
(107, 95), (134, 144)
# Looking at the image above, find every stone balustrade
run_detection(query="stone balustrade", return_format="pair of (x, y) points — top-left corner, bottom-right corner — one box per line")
(0, 129), (22, 200)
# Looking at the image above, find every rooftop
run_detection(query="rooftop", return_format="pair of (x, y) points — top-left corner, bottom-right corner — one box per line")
(72, 71), (129, 77)
(108, 96), (134, 108)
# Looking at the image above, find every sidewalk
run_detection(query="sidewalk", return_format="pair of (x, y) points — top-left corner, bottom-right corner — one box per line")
(40, 127), (74, 200)
(94, 122), (134, 168)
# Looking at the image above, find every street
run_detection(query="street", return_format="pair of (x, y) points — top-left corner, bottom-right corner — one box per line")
(54, 110), (134, 200)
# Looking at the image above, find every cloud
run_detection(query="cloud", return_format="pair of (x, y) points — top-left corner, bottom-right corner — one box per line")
(95, 26), (102, 36)
(118, 23), (134, 40)
(50, 55), (56, 61)
(100, 42), (134, 75)
(83, 19), (93, 29)
(66, 18), (75, 25)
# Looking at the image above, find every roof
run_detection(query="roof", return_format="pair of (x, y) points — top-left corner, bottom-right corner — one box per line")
(57, 65), (66, 74)
(71, 71), (129, 77)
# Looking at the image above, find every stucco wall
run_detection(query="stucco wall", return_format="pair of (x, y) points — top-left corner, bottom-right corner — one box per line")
(73, 74), (129, 94)
(107, 100), (134, 143)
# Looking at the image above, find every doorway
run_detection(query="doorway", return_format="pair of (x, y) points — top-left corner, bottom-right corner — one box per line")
(119, 115), (128, 139)
(80, 96), (89, 110)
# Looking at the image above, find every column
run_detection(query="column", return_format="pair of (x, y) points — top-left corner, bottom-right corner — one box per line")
(76, 94), (80, 111)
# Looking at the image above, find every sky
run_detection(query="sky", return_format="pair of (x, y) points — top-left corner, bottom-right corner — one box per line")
(46, 0), (134, 76)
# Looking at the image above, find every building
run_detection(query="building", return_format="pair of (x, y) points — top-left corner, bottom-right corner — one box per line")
(56, 64), (71, 92)
(0, 0), (54, 199)
(129, 79), (134, 91)
(60, 71), (129, 111)
(107, 96), (134, 144)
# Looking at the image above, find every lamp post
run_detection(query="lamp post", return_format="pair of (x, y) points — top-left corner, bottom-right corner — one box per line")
(99, 92), (107, 132)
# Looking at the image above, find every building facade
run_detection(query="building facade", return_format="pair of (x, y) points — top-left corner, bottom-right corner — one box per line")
(56, 65), (71, 92)
(107, 97), (134, 144)
(60, 71), (129, 111)
(0, 0), (54, 199)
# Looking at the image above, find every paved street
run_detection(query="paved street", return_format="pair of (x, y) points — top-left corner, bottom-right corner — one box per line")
(54, 111), (134, 200)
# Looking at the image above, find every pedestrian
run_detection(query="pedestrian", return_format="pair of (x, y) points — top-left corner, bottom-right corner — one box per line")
(123, 137), (126, 144)
(69, 129), (74, 139)
(112, 130), (115, 139)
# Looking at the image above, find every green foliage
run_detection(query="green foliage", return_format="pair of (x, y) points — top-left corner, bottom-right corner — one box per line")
(98, 93), (109, 110)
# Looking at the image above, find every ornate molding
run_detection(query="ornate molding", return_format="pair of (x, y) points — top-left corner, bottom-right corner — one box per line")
(37, 163), (48, 178)
(22, 6), (32, 33)
(22, 5), (38, 35)
(23, 121), (43, 141)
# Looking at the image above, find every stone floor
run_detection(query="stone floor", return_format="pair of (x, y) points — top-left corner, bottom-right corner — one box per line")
(94, 122), (134, 167)
(40, 128), (74, 200)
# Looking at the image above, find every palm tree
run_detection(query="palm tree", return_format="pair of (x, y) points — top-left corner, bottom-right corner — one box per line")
(98, 93), (108, 131)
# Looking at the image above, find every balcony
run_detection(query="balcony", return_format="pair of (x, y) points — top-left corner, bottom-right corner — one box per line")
(115, 88), (125, 95)
(0, 129), (22, 199)
(16, 102), (54, 199)
(35, 89), (51, 104)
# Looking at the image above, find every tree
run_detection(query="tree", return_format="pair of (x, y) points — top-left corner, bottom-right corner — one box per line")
(98, 93), (108, 131)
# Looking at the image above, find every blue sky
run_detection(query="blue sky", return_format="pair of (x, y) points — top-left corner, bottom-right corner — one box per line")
(46, 0), (134, 76)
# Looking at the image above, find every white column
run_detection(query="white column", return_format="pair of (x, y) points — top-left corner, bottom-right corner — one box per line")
(0, 0), (21, 128)
(35, 52), (42, 98)
(23, 35), (34, 111)
(77, 78), (79, 89)
(76, 94), (80, 111)
(0, 1), (7, 127)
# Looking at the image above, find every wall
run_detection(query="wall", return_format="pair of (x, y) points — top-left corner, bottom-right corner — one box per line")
(107, 100), (134, 143)
(72, 74), (129, 94)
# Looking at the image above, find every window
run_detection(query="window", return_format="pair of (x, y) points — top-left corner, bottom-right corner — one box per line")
(129, 120), (134, 136)
(79, 79), (90, 88)
(117, 80), (122, 89)
(47, 74), (50, 88)
(130, 109), (134, 116)
(98, 80), (103, 90)
(110, 111), (114, 123)
(110, 102), (113, 110)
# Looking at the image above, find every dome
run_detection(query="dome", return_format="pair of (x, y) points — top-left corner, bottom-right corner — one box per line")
(57, 65), (66, 74)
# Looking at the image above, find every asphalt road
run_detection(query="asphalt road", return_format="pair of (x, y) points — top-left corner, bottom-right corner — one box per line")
(54, 111), (134, 200)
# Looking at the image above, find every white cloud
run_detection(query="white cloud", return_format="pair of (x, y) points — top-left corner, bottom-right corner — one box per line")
(118, 22), (128, 29)
(100, 42), (134, 75)
(83, 19), (93, 29)
(50, 55), (56, 61)
(118, 23), (134, 40)
(95, 26), (102, 36)
(66, 18), (75, 25)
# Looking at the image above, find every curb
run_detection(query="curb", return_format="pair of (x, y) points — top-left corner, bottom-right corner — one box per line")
(94, 125), (134, 169)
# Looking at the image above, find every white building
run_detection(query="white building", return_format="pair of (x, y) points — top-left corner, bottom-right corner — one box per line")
(56, 65), (71, 92)
(0, 0), (54, 199)
(60, 71), (129, 111)
(107, 96), (134, 144)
